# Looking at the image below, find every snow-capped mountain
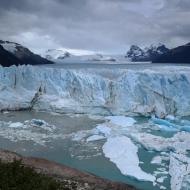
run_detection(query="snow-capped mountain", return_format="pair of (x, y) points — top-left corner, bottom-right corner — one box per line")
(126, 44), (169, 62)
(84, 54), (116, 62)
(126, 45), (145, 61)
(44, 49), (72, 60)
(43, 49), (117, 63)
(0, 40), (53, 66)
(0, 44), (21, 67)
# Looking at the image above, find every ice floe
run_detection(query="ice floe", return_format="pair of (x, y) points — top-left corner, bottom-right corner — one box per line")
(86, 135), (105, 142)
(151, 156), (163, 165)
(25, 119), (56, 132)
(8, 122), (23, 128)
(103, 136), (155, 182)
(0, 119), (60, 146)
(151, 116), (190, 133)
(105, 116), (136, 127)
(96, 124), (112, 137)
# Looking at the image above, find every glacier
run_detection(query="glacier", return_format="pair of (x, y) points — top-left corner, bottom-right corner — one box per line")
(0, 65), (190, 118)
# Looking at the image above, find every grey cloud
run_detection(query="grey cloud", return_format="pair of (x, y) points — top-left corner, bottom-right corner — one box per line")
(0, 0), (189, 53)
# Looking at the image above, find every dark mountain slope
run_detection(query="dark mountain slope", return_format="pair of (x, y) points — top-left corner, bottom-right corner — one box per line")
(153, 43), (190, 63)
(0, 40), (53, 66)
(0, 45), (21, 67)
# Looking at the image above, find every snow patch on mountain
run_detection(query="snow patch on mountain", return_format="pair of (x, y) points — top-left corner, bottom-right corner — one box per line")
(0, 41), (18, 54)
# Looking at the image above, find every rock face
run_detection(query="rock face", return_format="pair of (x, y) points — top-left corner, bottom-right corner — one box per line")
(0, 40), (53, 66)
(0, 45), (21, 67)
(0, 65), (190, 118)
(153, 43), (190, 63)
(126, 44), (169, 62)
(0, 149), (136, 190)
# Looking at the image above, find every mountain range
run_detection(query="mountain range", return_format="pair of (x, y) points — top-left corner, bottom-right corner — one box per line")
(43, 49), (117, 63)
(152, 43), (190, 63)
(126, 43), (190, 63)
(0, 40), (190, 66)
(125, 44), (170, 62)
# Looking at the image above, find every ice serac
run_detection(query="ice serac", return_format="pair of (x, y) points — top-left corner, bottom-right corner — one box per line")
(0, 65), (190, 117)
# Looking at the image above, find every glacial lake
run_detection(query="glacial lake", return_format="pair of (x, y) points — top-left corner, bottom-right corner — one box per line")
(1, 110), (190, 190)
(1, 63), (190, 190)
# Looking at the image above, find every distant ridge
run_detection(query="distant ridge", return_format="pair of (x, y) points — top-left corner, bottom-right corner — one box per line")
(0, 40), (54, 67)
(0, 45), (21, 67)
(126, 44), (169, 62)
(152, 43), (190, 63)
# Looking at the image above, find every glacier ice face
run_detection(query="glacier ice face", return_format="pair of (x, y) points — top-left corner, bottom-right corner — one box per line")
(0, 65), (190, 117)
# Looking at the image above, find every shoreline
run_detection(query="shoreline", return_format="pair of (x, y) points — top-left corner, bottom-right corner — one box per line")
(0, 149), (138, 190)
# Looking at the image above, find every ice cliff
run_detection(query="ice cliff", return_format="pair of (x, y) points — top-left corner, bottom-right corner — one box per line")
(0, 65), (190, 118)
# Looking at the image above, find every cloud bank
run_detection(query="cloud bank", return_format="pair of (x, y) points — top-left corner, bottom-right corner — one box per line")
(0, 0), (189, 54)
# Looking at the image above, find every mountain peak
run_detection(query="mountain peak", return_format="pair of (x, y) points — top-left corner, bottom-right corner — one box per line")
(44, 49), (72, 60)
(126, 43), (169, 62)
(0, 40), (53, 66)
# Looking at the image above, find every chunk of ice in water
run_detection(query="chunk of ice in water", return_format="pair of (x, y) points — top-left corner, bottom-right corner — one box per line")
(8, 122), (23, 128)
(86, 135), (105, 142)
(105, 116), (136, 127)
(96, 124), (111, 137)
(103, 136), (155, 182)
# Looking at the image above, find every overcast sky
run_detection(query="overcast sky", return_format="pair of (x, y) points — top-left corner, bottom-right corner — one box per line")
(0, 0), (189, 54)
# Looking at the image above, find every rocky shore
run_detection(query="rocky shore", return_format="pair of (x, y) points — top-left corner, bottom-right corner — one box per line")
(0, 149), (137, 190)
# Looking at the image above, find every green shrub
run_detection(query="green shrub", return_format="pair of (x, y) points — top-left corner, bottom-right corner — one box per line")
(0, 160), (74, 190)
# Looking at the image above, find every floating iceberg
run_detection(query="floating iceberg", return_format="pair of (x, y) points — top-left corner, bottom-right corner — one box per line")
(96, 124), (112, 137)
(151, 116), (178, 129)
(8, 122), (23, 128)
(25, 119), (56, 132)
(103, 136), (155, 182)
(86, 135), (105, 142)
(151, 116), (190, 133)
(105, 116), (136, 127)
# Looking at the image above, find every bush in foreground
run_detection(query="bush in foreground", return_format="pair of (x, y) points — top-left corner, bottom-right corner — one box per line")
(0, 160), (76, 190)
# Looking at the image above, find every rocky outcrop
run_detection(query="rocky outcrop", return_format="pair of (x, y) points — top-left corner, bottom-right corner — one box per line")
(0, 149), (137, 190)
